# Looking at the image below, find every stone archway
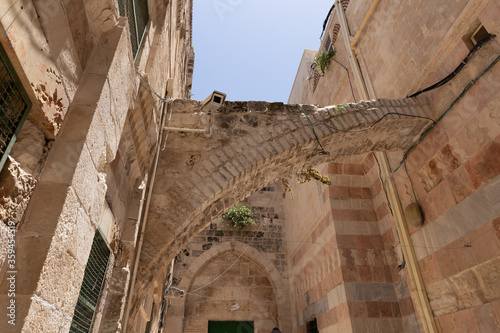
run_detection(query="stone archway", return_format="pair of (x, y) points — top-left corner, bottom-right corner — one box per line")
(133, 97), (434, 310)
(166, 241), (292, 333)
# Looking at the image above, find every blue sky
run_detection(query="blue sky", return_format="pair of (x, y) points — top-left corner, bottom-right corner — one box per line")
(191, 0), (334, 103)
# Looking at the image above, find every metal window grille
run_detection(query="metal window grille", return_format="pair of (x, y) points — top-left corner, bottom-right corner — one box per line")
(0, 45), (32, 172)
(117, 0), (149, 59)
(70, 230), (111, 333)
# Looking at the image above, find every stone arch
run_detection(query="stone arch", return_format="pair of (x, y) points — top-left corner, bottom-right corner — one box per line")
(134, 97), (434, 304)
(167, 241), (292, 332)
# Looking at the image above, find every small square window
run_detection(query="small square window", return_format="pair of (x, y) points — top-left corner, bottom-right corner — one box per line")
(323, 34), (334, 53)
(470, 24), (492, 45)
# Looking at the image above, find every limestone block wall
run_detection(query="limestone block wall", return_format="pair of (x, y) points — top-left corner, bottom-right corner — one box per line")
(164, 184), (291, 332)
(289, 0), (500, 332)
(183, 253), (279, 333)
(391, 25), (500, 333)
(174, 184), (287, 279)
(283, 159), (416, 333)
(136, 97), (433, 295)
(0, 0), (194, 332)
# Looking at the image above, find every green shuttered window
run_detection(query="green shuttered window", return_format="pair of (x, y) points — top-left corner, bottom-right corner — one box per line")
(117, 0), (149, 59)
(0, 45), (32, 172)
(70, 230), (111, 333)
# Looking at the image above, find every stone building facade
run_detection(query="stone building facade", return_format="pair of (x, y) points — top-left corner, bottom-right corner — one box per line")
(0, 0), (499, 333)
(0, 0), (194, 332)
(286, 0), (500, 332)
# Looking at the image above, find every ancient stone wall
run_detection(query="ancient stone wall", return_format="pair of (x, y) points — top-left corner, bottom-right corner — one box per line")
(283, 158), (417, 332)
(174, 183), (287, 280)
(162, 183), (287, 332)
(288, 0), (500, 332)
(183, 253), (279, 333)
(0, 0), (194, 332)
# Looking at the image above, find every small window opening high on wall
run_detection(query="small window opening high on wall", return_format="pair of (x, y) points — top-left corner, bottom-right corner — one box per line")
(470, 24), (492, 45)
(306, 318), (319, 333)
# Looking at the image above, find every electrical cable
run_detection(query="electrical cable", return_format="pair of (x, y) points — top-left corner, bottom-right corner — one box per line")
(407, 35), (495, 98)
(320, 4), (335, 39)
(176, 218), (496, 299)
(139, 73), (168, 102)
(297, 104), (329, 157)
(331, 58), (357, 102)
(373, 152), (394, 216)
(180, 228), (487, 251)
(392, 53), (500, 175)
(300, 103), (435, 158)
(404, 159), (420, 207)
(314, 112), (435, 133)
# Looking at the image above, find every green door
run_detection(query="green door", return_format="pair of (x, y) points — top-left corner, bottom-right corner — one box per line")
(208, 321), (254, 333)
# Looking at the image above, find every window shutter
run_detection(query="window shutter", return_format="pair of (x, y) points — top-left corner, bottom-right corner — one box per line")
(70, 230), (111, 333)
(117, 0), (150, 59)
(0, 45), (32, 172)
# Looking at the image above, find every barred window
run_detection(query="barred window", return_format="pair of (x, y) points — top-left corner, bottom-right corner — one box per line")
(117, 0), (150, 59)
(0, 45), (32, 172)
(70, 230), (111, 333)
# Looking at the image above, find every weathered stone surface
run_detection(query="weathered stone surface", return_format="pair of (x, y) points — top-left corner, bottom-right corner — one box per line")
(0, 158), (36, 225)
(9, 120), (46, 175)
(139, 98), (433, 284)
(183, 252), (279, 331)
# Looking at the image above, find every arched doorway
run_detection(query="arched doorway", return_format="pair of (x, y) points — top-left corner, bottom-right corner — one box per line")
(166, 241), (292, 332)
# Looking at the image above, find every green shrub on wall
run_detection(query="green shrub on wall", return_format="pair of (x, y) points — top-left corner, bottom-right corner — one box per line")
(222, 204), (257, 228)
(314, 50), (336, 73)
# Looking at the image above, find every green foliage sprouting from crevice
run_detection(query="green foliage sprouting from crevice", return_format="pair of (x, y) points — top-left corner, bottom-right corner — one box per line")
(314, 50), (336, 73)
(221, 203), (257, 228)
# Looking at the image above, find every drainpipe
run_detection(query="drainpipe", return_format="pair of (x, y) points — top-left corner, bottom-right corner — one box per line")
(122, 93), (171, 333)
(349, 0), (381, 49)
(335, 1), (438, 332)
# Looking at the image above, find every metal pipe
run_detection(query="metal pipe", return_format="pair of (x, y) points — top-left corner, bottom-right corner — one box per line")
(335, 1), (438, 332)
(123, 98), (171, 333)
(163, 126), (205, 133)
(121, 175), (148, 332)
(350, 0), (381, 49)
(335, 0), (369, 102)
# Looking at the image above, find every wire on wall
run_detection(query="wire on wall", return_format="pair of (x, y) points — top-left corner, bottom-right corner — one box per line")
(372, 152), (394, 216)
(297, 104), (329, 157)
(403, 159), (420, 206)
(392, 52), (500, 175)
(319, 4), (335, 39)
(331, 58), (357, 102)
(407, 35), (495, 98)
(298, 102), (435, 158)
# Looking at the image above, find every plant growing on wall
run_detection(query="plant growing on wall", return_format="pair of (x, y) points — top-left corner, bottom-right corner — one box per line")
(297, 168), (332, 185)
(314, 50), (336, 73)
(221, 203), (257, 228)
(280, 168), (332, 199)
